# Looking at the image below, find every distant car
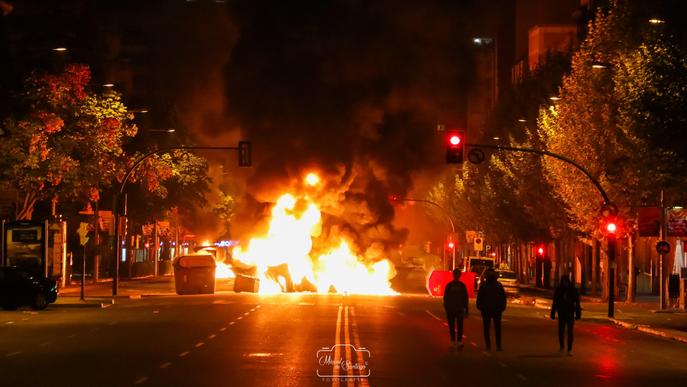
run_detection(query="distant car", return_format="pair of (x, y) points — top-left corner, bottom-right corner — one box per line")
(0, 267), (58, 310)
(495, 269), (519, 294)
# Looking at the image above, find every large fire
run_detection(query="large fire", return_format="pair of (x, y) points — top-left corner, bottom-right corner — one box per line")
(231, 191), (397, 295)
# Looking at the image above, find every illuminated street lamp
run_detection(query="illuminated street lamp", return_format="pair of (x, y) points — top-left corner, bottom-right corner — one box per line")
(648, 18), (665, 24)
(52, 47), (67, 52)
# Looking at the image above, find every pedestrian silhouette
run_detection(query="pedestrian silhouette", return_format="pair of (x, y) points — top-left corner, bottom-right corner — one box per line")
(476, 268), (506, 351)
(550, 275), (581, 356)
(443, 269), (468, 349)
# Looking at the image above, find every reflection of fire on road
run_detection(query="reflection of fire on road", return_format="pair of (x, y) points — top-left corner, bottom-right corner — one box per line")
(231, 186), (397, 295)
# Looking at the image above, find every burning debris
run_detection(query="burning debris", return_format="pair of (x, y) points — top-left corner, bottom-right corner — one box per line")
(230, 181), (397, 295)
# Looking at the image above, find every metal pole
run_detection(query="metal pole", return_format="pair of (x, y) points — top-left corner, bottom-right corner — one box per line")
(608, 235), (616, 318)
(659, 190), (665, 310)
(110, 144), (245, 297)
(396, 197), (456, 269)
(80, 245), (86, 301)
(466, 143), (611, 205)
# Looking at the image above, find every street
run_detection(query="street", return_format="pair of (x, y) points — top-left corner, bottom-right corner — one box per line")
(1, 292), (686, 387)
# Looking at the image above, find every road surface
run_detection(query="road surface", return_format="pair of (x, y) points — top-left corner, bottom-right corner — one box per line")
(1, 292), (686, 386)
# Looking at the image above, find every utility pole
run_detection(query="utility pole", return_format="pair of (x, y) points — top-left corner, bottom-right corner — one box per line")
(659, 190), (666, 310)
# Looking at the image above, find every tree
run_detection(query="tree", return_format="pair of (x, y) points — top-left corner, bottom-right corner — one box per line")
(0, 64), (137, 219)
(538, 0), (687, 301)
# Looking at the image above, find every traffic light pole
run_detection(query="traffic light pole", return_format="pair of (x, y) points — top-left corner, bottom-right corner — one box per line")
(466, 143), (610, 205)
(608, 235), (616, 318)
(112, 144), (250, 296)
(466, 143), (616, 316)
(393, 197), (456, 270)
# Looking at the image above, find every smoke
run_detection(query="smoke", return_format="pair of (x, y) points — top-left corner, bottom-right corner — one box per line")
(220, 1), (478, 255)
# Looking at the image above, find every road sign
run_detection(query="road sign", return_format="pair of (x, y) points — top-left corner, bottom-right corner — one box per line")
(656, 240), (671, 255)
(485, 244), (492, 252)
(474, 237), (483, 251)
(77, 223), (90, 246)
(468, 148), (485, 164)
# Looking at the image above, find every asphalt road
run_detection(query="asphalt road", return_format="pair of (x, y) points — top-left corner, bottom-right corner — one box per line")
(1, 292), (686, 387)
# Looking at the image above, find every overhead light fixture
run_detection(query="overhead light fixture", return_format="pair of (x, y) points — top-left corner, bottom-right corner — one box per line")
(549, 96), (561, 101)
(52, 47), (67, 52)
(492, 136), (500, 140)
(517, 118), (527, 123)
(648, 18), (665, 24)
(103, 83), (114, 88)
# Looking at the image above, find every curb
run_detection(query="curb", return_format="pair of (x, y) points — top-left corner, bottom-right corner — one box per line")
(609, 318), (687, 345)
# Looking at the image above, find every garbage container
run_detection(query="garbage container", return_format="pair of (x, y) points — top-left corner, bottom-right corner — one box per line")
(173, 254), (216, 295)
(234, 274), (260, 293)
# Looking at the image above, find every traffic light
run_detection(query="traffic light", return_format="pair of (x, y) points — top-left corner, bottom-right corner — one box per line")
(599, 202), (621, 237)
(536, 244), (545, 257)
(238, 140), (252, 167)
(445, 130), (465, 164)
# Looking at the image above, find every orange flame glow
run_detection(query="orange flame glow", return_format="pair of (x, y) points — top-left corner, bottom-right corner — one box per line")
(232, 192), (397, 295)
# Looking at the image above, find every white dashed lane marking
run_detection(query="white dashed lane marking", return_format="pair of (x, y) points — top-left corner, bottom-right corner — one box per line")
(159, 362), (172, 369)
(6, 351), (21, 357)
(195, 342), (205, 348)
(134, 376), (149, 384)
(178, 351), (189, 357)
(517, 374), (528, 381)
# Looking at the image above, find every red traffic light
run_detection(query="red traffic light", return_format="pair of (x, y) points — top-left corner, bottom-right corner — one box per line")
(445, 130), (465, 164)
(447, 242), (455, 249)
(536, 245), (545, 256)
(605, 222), (617, 234)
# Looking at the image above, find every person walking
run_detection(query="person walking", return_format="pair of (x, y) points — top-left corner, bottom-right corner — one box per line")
(550, 275), (582, 355)
(476, 268), (507, 351)
(443, 269), (469, 349)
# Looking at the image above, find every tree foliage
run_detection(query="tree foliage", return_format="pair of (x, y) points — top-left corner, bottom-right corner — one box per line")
(0, 64), (137, 219)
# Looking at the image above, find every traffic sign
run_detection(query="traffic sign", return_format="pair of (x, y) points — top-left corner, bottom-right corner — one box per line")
(77, 222), (90, 246)
(656, 240), (671, 255)
(468, 148), (485, 164)
(474, 237), (483, 251)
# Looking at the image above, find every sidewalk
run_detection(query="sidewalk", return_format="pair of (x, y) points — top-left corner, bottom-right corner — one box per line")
(56, 276), (236, 306)
(517, 284), (687, 345)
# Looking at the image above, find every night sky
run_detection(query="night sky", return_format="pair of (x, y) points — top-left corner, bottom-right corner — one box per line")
(1, 0), (501, 247)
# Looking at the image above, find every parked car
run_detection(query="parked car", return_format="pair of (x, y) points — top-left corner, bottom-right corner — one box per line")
(495, 269), (519, 294)
(0, 267), (58, 310)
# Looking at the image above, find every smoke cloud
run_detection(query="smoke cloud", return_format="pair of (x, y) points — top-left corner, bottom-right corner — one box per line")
(221, 1), (478, 255)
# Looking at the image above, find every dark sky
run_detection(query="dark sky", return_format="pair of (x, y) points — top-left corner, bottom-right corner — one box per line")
(220, 0), (490, 248)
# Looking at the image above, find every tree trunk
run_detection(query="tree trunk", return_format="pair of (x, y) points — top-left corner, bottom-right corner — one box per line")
(626, 234), (635, 303)
(16, 192), (37, 220)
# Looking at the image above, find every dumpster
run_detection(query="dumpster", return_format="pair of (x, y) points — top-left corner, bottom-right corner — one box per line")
(173, 254), (216, 295)
(234, 274), (260, 293)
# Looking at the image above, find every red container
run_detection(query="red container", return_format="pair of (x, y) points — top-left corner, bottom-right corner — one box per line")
(427, 270), (476, 298)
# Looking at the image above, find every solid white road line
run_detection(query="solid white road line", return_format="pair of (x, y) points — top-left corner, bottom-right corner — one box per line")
(332, 305), (343, 386)
(344, 306), (354, 386)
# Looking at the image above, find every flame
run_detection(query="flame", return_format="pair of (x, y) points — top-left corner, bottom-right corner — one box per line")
(305, 172), (320, 186)
(215, 261), (235, 279)
(232, 193), (396, 295)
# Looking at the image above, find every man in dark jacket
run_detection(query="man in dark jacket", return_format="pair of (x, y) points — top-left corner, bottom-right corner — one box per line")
(476, 268), (507, 351)
(443, 269), (469, 349)
(550, 275), (581, 355)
